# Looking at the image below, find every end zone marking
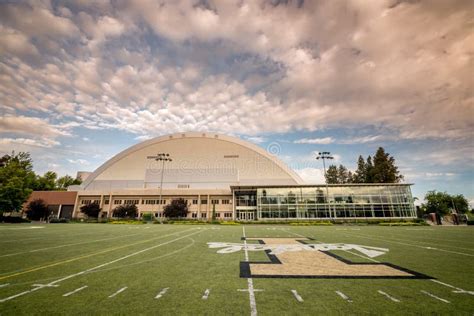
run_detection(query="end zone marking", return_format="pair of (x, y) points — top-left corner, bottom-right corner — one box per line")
(431, 279), (474, 296)
(202, 289), (210, 300)
(155, 287), (169, 299)
(63, 285), (88, 297)
(421, 290), (450, 303)
(108, 287), (127, 298)
(291, 290), (304, 302)
(377, 290), (400, 302)
(336, 291), (352, 302)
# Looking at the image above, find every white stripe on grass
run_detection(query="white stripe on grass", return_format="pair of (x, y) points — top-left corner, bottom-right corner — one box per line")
(155, 288), (169, 299)
(343, 232), (474, 257)
(377, 290), (400, 302)
(291, 290), (304, 302)
(0, 229), (202, 303)
(0, 284), (9, 288)
(431, 279), (474, 296)
(63, 285), (88, 297)
(336, 291), (353, 302)
(108, 287), (127, 298)
(421, 290), (450, 303)
(243, 226), (258, 316)
(202, 289), (210, 300)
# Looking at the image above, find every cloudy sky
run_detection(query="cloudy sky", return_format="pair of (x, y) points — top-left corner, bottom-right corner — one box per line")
(0, 0), (472, 203)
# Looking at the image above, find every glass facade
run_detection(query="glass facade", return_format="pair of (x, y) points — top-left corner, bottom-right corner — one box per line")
(233, 185), (415, 220)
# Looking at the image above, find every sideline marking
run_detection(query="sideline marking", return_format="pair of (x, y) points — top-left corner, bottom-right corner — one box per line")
(108, 287), (127, 298)
(202, 289), (210, 300)
(243, 226), (258, 316)
(336, 290), (352, 302)
(377, 290), (400, 302)
(155, 287), (169, 299)
(0, 229), (194, 280)
(291, 290), (304, 302)
(0, 229), (202, 303)
(431, 279), (474, 296)
(421, 290), (450, 303)
(63, 285), (88, 297)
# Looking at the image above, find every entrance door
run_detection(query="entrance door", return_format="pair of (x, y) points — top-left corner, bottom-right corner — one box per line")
(239, 211), (255, 221)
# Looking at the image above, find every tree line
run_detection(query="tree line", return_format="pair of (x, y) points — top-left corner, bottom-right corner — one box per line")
(325, 147), (403, 184)
(0, 152), (82, 213)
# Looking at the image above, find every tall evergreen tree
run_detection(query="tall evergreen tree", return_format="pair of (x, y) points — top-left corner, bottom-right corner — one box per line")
(353, 155), (366, 183)
(372, 147), (403, 183)
(365, 156), (374, 183)
(325, 165), (339, 184)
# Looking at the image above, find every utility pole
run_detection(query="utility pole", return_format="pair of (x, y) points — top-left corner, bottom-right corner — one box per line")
(316, 152), (334, 219)
(147, 153), (172, 224)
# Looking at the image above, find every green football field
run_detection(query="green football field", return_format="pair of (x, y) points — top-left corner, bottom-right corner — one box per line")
(0, 223), (473, 315)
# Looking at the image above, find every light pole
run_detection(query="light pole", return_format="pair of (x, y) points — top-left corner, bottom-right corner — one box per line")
(147, 153), (172, 223)
(316, 152), (334, 219)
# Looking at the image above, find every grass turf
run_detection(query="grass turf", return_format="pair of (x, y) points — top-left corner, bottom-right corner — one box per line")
(0, 223), (473, 315)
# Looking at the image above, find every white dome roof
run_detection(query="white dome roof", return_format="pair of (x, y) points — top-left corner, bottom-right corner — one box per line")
(82, 132), (303, 190)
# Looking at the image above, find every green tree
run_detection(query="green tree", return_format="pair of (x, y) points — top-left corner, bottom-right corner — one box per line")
(163, 198), (188, 218)
(34, 171), (58, 191)
(0, 152), (36, 213)
(113, 204), (138, 219)
(325, 164), (352, 184)
(325, 165), (339, 184)
(26, 198), (50, 220)
(372, 147), (403, 183)
(211, 203), (216, 221)
(80, 203), (101, 218)
(56, 175), (82, 190)
(365, 156), (374, 183)
(353, 155), (366, 183)
(423, 191), (469, 215)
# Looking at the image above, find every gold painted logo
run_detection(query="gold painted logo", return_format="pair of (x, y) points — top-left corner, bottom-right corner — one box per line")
(208, 237), (430, 279)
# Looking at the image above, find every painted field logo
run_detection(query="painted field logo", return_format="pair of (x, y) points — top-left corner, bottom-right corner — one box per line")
(208, 238), (430, 279)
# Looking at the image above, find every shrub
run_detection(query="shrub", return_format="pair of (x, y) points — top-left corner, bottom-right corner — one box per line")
(113, 204), (138, 219)
(80, 203), (101, 219)
(141, 212), (154, 221)
(0, 216), (31, 223)
(25, 199), (50, 220)
(163, 198), (188, 218)
(50, 218), (69, 223)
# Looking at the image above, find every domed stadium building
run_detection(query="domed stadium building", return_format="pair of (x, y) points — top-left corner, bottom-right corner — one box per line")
(27, 132), (416, 221)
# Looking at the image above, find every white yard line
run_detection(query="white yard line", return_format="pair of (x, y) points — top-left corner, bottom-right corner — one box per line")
(336, 290), (352, 302)
(63, 285), (88, 297)
(291, 289), (304, 302)
(108, 287), (127, 298)
(421, 290), (450, 303)
(0, 233), (144, 258)
(202, 289), (210, 300)
(377, 290), (400, 302)
(0, 284), (9, 288)
(0, 229), (202, 303)
(155, 287), (169, 299)
(431, 279), (474, 296)
(344, 232), (474, 257)
(243, 226), (258, 316)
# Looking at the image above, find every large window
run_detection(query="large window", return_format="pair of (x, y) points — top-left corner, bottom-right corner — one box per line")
(255, 185), (415, 219)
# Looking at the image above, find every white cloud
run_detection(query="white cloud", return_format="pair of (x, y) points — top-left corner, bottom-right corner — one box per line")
(245, 136), (267, 144)
(67, 159), (90, 166)
(294, 137), (334, 144)
(0, 137), (60, 148)
(295, 168), (325, 184)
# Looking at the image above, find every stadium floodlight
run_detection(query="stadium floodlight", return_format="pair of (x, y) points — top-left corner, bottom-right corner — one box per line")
(147, 153), (173, 224)
(316, 151), (335, 219)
